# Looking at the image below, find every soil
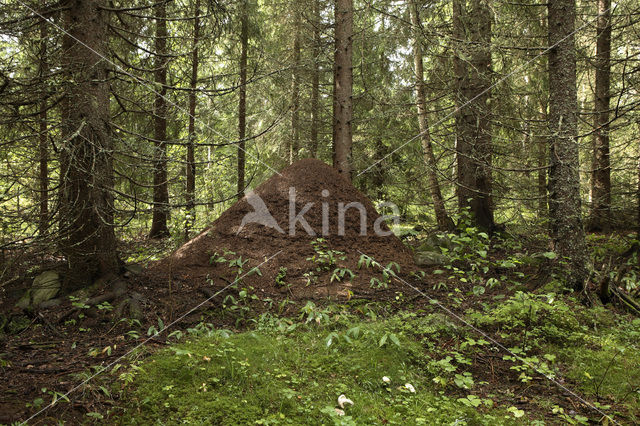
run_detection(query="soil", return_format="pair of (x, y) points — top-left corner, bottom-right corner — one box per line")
(0, 159), (421, 423)
(148, 158), (417, 300)
(0, 160), (619, 423)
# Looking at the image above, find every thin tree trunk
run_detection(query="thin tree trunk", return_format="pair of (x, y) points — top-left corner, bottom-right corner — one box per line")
(548, 0), (589, 292)
(310, 0), (321, 158)
(538, 101), (549, 217)
(409, 0), (454, 231)
(637, 123), (640, 238)
(59, 0), (119, 291)
(238, 0), (248, 199)
(149, 0), (170, 238)
(537, 137), (548, 218)
(332, 0), (353, 180)
(38, 6), (48, 236)
(371, 138), (387, 200)
(453, 0), (495, 231)
(637, 129), (640, 238)
(185, 0), (200, 240)
(588, 0), (612, 231)
(290, 7), (301, 164)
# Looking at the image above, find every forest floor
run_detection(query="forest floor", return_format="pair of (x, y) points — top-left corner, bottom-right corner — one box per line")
(1, 160), (639, 423)
(1, 229), (639, 424)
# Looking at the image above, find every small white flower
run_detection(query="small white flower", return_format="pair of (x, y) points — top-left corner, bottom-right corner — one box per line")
(335, 408), (346, 416)
(404, 383), (416, 393)
(382, 376), (391, 383)
(337, 394), (354, 409)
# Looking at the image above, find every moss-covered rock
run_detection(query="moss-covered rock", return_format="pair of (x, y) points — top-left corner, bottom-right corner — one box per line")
(414, 251), (449, 266)
(15, 271), (61, 309)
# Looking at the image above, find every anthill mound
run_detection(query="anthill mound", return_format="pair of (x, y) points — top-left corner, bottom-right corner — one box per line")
(149, 159), (416, 300)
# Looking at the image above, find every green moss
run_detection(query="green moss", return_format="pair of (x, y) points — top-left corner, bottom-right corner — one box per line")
(115, 298), (640, 424)
(118, 316), (517, 425)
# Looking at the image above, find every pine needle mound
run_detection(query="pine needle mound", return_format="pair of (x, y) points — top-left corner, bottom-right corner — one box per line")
(151, 159), (416, 299)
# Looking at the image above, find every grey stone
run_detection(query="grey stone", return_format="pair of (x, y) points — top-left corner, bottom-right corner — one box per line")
(423, 233), (456, 251)
(415, 251), (449, 266)
(15, 271), (61, 309)
(125, 264), (143, 275)
(31, 271), (61, 306)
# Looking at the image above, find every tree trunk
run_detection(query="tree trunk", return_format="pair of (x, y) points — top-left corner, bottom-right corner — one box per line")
(547, 0), (589, 292)
(588, 0), (612, 231)
(637, 121), (640, 238)
(38, 7), (48, 236)
(290, 7), (301, 164)
(538, 101), (549, 218)
(238, 0), (248, 199)
(409, 0), (454, 231)
(149, 0), (170, 238)
(453, 0), (495, 231)
(59, 0), (120, 291)
(371, 138), (387, 200)
(185, 0), (200, 240)
(636, 128), (640, 240)
(309, 0), (321, 158)
(537, 136), (548, 218)
(332, 0), (353, 180)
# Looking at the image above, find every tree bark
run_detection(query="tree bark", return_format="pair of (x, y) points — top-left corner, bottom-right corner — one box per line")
(409, 0), (455, 231)
(548, 0), (589, 292)
(149, 0), (170, 238)
(332, 0), (353, 180)
(59, 0), (119, 291)
(637, 121), (640, 239)
(237, 0), (248, 199)
(588, 0), (612, 231)
(309, 0), (321, 158)
(185, 0), (200, 239)
(290, 6), (301, 164)
(538, 101), (549, 218)
(453, 0), (495, 231)
(38, 6), (48, 236)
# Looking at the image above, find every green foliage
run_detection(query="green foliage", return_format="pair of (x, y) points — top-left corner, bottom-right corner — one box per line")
(222, 286), (260, 326)
(426, 213), (504, 290)
(587, 234), (640, 293)
(357, 254), (399, 289)
(304, 239), (358, 287)
(275, 267), (288, 287)
(468, 291), (583, 347)
(307, 238), (346, 272)
(118, 312), (522, 425)
(68, 295), (90, 310)
(299, 301), (331, 325)
(466, 290), (640, 421)
(330, 267), (355, 283)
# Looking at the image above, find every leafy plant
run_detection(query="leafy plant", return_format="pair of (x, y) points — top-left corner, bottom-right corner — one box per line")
(147, 318), (165, 337)
(69, 295), (90, 310)
(299, 301), (330, 325)
(330, 267), (355, 283)
(378, 332), (401, 347)
(358, 254), (400, 289)
(275, 267), (288, 287)
(307, 238), (346, 272)
(222, 286), (259, 326)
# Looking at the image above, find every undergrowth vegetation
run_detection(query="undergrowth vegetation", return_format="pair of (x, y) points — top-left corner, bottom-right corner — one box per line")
(15, 227), (640, 424)
(114, 292), (640, 424)
(117, 311), (523, 425)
